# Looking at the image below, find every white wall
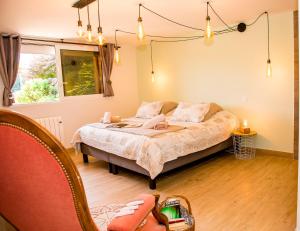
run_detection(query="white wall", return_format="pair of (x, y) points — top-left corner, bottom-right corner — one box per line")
(0, 43), (140, 148)
(137, 11), (294, 153)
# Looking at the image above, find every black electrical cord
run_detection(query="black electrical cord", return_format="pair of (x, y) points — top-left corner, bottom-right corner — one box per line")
(77, 8), (81, 22)
(115, 30), (118, 47)
(247, 12), (267, 27)
(266, 12), (270, 60)
(207, 2), (236, 32)
(140, 3), (240, 34)
(142, 7), (270, 75)
(140, 4), (204, 31)
(151, 37), (202, 43)
(87, 5), (91, 25)
(150, 40), (154, 72)
(116, 29), (202, 39)
(97, 0), (101, 27)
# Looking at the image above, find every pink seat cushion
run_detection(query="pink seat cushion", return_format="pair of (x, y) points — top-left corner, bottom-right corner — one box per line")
(108, 194), (161, 231)
(0, 125), (83, 231)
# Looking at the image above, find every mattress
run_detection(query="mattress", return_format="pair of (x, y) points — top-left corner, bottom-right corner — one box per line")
(72, 111), (239, 179)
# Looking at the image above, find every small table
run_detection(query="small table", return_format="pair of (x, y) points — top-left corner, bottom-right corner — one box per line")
(232, 130), (257, 160)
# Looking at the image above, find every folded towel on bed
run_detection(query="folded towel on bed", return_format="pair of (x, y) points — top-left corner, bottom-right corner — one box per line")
(154, 121), (168, 130)
(142, 114), (166, 129)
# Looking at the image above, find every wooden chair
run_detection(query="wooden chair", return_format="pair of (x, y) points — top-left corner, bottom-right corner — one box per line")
(0, 109), (168, 231)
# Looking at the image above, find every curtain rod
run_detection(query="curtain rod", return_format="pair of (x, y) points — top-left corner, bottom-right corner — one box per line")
(21, 37), (103, 47)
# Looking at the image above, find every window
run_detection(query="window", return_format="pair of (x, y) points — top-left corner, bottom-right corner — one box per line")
(12, 45), (59, 104)
(60, 49), (101, 96)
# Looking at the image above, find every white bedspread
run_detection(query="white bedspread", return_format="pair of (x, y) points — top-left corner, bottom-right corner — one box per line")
(72, 111), (239, 179)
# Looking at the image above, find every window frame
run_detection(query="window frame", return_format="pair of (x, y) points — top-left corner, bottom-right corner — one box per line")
(12, 43), (60, 107)
(11, 43), (102, 108)
(55, 44), (102, 100)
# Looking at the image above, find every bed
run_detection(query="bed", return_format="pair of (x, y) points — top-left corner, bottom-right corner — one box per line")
(72, 104), (239, 189)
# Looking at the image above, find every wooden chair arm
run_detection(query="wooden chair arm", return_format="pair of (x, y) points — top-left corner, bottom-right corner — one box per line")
(152, 195), (170, 231)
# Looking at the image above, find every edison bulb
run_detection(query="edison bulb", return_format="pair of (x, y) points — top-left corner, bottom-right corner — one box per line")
(86, 25), (93, 42)
(77, 21), (84, 37)
(204, 16), (214, 45)
(267, 59), (272, 77)
(87, 31), (93, 42)
(115, 48), (120, 64)
(137, 17), (145, 41)
(97, 32), (104, 46)
(151, 71), (155, 82)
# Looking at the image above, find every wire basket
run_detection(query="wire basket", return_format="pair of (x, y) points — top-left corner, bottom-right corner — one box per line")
(233, 133), (256, 160)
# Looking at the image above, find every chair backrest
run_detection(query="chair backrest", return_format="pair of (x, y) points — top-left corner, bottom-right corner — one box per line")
(0, 110), (98, 231)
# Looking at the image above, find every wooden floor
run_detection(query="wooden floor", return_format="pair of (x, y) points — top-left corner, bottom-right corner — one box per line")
(71, 151), (298, 231)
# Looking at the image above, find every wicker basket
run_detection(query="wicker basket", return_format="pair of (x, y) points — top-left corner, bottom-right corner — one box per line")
(158, 195), (195, 231)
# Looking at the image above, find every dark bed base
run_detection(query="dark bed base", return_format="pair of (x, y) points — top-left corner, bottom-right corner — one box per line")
(80, 138), (232, 189)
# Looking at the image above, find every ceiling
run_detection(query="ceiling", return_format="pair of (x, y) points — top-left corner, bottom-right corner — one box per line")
(0, 0), (297, 45)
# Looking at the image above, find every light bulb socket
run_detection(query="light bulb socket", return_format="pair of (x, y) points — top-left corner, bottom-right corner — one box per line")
(206, 15), (210, 21)
(87, 24), (92, 31)
(98, 26), (103, 33)
(78, 20), (83, 27)
(151, 71), (154, 74)
(267, 59), (271, 64)
(138, 16), (143, 22)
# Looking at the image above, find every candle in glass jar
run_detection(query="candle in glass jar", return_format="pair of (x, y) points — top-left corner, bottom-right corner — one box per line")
(243, 119), (248, 128)
(240, 119), (250, 134)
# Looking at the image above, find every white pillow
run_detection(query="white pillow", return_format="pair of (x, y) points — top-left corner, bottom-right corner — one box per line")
(171, 102), (210, 123)
(136, 101), (163, 119)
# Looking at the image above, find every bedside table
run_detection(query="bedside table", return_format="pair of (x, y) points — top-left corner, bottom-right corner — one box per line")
(232, 130), (257, 160)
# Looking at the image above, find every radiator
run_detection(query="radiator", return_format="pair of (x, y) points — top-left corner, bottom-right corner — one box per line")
(35, 116), (64, 143)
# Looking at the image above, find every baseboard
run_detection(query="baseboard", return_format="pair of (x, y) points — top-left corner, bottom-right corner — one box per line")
(256, 148), (294, 159)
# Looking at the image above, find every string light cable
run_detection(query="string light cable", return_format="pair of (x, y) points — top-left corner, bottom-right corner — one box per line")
(140, 4), (204, 31)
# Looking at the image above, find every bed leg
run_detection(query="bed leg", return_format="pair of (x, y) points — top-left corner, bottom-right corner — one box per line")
(112, 165), (119, 175)
(149, 178), (157, 190)
(108, 163), (113, 173)
(82, 154), (89, 163)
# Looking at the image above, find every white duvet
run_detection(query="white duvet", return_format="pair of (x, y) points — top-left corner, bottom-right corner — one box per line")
(72, 111), (239, 179)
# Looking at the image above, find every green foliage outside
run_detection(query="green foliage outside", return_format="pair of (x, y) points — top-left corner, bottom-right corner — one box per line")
(29, 56), (57, 79)
(15, 79), (58, 103)
(14, 54), (59, 104)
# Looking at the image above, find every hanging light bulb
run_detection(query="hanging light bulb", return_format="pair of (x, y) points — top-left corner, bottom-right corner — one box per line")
(137, 4), (145, 41)
(86, 25), (93, 42)
(97, 27), (104, 45)
(76, 9), (84, 37)
(204, 2), (214, 45)
(267, 59), (272, 77)
(86, 5), (94, 42)
(205, 16), (213, 39)
(77, 21), (84, 37)
(151, 71), (155, 82)
(137, 17), (145, 41)
(96, 0), (104, 46)
(115, 47), (120, 64)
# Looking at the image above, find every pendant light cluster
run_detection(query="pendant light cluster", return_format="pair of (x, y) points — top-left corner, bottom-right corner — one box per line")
(112, 2), (272, 80)
(73, 1), (272, 79)
(75, 0), (105, 46)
